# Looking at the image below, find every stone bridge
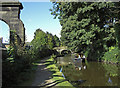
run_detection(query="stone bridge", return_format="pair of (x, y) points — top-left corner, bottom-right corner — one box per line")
(53, 46), (71, 54)
(0, 0), (25, 45)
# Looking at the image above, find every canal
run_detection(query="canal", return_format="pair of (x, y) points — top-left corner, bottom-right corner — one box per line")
(56, 54), (119, 87)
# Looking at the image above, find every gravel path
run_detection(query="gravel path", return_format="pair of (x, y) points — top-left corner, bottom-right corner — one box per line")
(32, 57), (53, 87)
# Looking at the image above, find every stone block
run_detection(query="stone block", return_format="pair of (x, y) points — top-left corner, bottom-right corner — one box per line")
(2, 7), (11, 11)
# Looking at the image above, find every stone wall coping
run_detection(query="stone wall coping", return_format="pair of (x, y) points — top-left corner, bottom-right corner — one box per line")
(0, 2), (23, 9)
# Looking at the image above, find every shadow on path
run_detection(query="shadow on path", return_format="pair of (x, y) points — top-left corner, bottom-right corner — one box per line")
(32, 58), (53, 86)
(32, 57), (70, 87)
(40, 79), (66, 88)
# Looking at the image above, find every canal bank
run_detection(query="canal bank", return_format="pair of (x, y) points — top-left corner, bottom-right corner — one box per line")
(44, 55), (75, 87)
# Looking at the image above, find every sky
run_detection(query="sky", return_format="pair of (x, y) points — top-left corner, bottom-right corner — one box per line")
(0, 1), (62, 43)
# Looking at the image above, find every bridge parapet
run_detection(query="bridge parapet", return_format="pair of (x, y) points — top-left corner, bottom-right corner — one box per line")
(53, 46), (67, 50)
(53, 46), (71, 54)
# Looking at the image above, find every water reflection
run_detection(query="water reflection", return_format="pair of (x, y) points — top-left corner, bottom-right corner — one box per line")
(60, 68), (65, 79)
(56, 54), (118, 86)
(108, 77), (112, 84)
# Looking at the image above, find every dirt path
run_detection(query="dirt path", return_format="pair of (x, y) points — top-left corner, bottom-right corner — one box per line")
(32, 57), (53, 86)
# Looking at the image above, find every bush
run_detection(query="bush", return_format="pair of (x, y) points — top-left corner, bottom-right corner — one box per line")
(102, 63), (118, 77)
(2, 45), (33, 86)
(102, 46), (120, 63)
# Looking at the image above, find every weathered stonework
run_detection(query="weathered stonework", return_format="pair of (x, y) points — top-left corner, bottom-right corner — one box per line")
(0, 37), (2, 48)
(0, 1), (25, 45)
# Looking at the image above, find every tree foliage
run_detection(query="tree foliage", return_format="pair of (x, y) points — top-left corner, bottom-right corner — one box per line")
(31, 28), (60, 48)
(53, 35), (61, 47)
(50, 2), (119, 61)
(47, 32), (54, 49)
(30, 28), (61, 59)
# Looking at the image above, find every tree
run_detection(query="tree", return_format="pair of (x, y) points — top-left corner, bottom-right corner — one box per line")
(31, 29), (48, 50)
(30, 29), (60, 58)
(53, 35), (60, 47)
(50, 2), (118, 60)
(30, 29), (48, 59)
(112, 2), (120, 49)
(46, 32), (54, 49)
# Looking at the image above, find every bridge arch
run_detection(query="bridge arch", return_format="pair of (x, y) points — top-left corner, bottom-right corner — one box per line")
(53, 46), (72, 55)
(61, 50), (71, 55)
(0, 1), (25, 45)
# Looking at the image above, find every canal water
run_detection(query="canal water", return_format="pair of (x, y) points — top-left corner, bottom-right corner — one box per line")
(56, 54), (119, 87)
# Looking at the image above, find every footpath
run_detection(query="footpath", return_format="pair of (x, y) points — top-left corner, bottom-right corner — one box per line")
(31, 57), (73, 88)
(31, 57), (55, 87)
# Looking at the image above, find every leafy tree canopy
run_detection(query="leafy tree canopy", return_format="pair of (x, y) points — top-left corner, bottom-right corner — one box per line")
(50, 2), (119, 60)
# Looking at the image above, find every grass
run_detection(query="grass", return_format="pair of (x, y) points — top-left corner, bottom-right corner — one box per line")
(45, 57), (75, 87)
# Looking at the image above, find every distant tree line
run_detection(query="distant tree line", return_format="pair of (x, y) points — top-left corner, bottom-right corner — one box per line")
(30, 28), (61, 59)
(50, 2), (120, 63)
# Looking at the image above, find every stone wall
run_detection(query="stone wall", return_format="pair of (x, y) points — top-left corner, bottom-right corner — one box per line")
(0, 37), (2, 48)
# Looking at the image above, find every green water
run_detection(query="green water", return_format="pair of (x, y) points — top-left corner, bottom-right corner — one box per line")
(56, 55), (119, 86)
